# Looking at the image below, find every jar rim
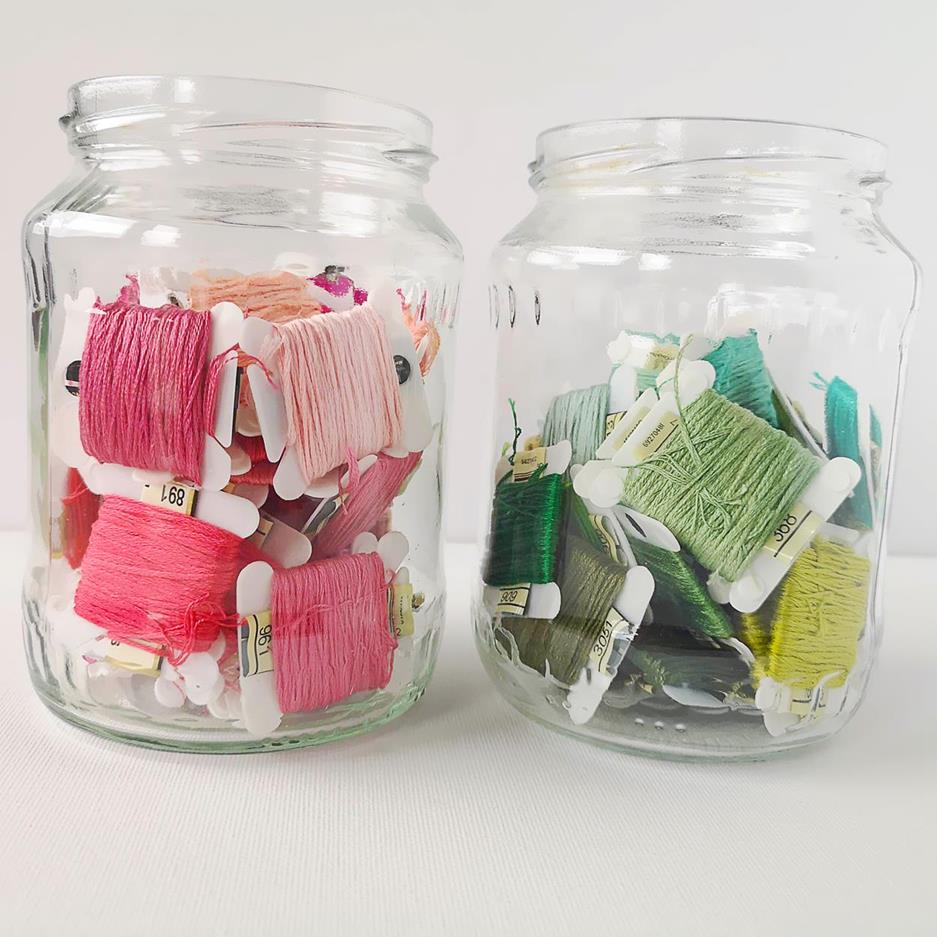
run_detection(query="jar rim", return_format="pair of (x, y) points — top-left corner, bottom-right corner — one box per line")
(62, 74), (434, 152)
(531, 117), (886, 181)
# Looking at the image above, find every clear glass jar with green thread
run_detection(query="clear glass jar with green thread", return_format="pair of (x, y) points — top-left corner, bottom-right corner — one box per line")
(474, 118), (918, 760)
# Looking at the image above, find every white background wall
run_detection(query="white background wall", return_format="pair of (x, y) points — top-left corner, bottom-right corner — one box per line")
(1, 0), (933, 550)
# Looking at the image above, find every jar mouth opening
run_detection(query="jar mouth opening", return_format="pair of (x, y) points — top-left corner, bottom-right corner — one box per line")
(62, 74), (434, 154)
(530, 117), (887, 183)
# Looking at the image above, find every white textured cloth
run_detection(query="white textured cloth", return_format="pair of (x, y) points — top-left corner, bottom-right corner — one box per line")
(0, 538), (933, 936)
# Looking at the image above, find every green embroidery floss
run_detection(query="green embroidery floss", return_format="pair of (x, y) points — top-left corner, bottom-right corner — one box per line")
(542, 383), (609, 465)
(816, 375), (877, 529)
(629, 537), (732, 639)
(619, 389), (820, 580)
(629, 624), (751, 698)
(483, 469), (566, 587)
(501, 537), (629, 686)
(703, 331), (779, 427)
(762, 537), (869, 691)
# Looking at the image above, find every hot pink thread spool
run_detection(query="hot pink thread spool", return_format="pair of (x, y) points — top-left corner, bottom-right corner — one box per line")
(271, 552), (397, 712)
(75, 496), (245, 664)
(78, 278), (231, 485)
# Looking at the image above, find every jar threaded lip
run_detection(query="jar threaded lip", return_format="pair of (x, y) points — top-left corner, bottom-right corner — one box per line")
(63, 74), (434, 158)
(530, 117), (886, 185)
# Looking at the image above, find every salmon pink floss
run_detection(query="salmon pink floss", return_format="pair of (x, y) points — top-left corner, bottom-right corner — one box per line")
(61, 467), (99, 569)
(268, 304), (403, 482)
(75, 496), (244, 664)
(78, 278), (231, 485)
(271, 552), (397, 713)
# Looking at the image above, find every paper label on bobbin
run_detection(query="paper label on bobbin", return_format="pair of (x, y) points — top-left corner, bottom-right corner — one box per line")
(762, 502), (822, 563)
(495, 584), (532, 616)
(588, 514), (618, 560)
(638, 342), (679, 372)
(589, 608), (639, 677)
(239, 611), (274, 677)
(141, 481), (198, 516)
(388, 582), (414, 637)
(512, 448), (547, 482)
(635, 411), (680, 461)
(604, 412), (625, 438)
(105, 639), (163, 676)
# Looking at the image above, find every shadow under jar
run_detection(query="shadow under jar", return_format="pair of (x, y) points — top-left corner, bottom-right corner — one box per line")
(475, 118), (918, 761)
(22, 76), (462, 752)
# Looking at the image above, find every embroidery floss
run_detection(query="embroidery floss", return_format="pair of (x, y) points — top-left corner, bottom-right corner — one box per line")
(760, 537), (869, 691)
(816, 375), (879, 529)
(61, 467), (99, 569)
(266, 305), (403, 482)
(75, 497), (243, 664)
(542, 383), (610, 465)
(482, 469), (565, 587)
(271, 552), (396, 712)
(703, 331), (779, 427)
(500, 538), (629, 686)
(79, 279), (231, 485)
(619, 389), (820, 580)
(311, 452), (420, 559)
(189, 270), (324, 322)
(629, 537), (733, 639)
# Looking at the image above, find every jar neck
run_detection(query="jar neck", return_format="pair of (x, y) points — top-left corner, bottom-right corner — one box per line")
(533, 155), (884, 212)
(62, 76), (436, 196)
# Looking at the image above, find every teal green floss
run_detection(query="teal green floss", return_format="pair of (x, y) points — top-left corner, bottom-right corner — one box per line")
(629, 537), (732, 639)
(704, 331), (779, 427)
(542, 383), (610, 465)
(815, 374), (876, 529)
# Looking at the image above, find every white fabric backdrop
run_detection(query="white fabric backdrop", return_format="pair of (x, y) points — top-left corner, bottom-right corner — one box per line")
(1, 540), (934, 936)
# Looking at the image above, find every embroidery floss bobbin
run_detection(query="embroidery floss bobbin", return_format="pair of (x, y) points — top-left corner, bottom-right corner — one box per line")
(78, 281), (234, 486)
(271, 552), (398, 713)
(542, 383), (610, 465)
(75, 496), (244, 664)
(265, 304), (403, 482)
(618, 388), (821, 581)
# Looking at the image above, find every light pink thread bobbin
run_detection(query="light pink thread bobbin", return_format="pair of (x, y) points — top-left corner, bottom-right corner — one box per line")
(271, 552), (397, 713)
(79, 278), (231, 485)
(268, 304), (403, 482)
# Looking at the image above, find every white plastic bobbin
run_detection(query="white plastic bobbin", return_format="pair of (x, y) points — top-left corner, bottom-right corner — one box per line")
(564, 565), (656, 725)
(86, 463), (259, 538)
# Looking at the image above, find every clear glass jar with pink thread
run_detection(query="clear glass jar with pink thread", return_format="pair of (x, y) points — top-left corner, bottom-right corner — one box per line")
(22, 75), (462, 752)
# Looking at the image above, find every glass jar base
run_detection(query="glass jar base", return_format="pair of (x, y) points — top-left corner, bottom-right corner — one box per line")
(30, 675), (429, 754)
(475, 628), (839, 764)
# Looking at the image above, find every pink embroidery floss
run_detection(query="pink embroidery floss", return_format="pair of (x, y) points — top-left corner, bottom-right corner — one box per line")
(189, 270), (323, 323)
(271, 552), (397, 712)
(400, 290), (441, 376)
(75, 497), (244, 664)
(79, 279), (230, 485)
(61, 467), (99, 569)
(312, 451), (420, 559)
(268, 305), (403, 482)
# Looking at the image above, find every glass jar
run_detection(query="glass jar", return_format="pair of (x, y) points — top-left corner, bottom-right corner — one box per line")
(23, 76), (462, 752)
(475, 118), (918, 760)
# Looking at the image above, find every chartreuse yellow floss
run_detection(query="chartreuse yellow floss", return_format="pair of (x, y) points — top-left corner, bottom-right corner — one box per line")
(763, 536), (870, 690)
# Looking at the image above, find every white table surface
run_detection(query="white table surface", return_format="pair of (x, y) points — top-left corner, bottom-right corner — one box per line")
(0, 536), (934, 937)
